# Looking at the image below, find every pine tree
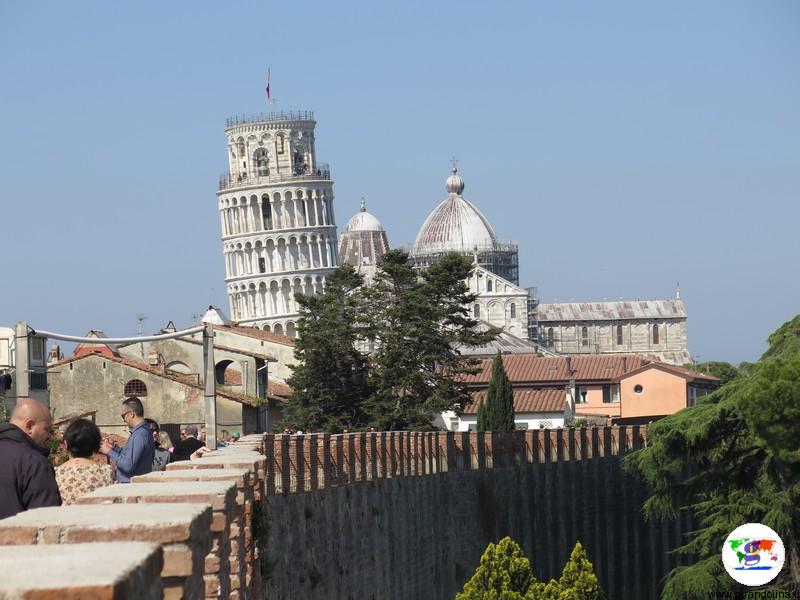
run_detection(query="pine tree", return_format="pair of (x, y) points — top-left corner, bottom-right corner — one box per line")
(282, 264), (372, 433)
(364, 250), (496, 430)
(625, 314), (800, 597)
(456, 537), (538, 600)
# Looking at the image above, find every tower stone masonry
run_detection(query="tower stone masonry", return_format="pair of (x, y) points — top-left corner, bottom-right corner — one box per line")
(217, 111), (339, 336)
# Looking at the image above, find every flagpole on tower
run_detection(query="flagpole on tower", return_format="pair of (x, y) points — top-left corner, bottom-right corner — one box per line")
(266, 68), (275, 108)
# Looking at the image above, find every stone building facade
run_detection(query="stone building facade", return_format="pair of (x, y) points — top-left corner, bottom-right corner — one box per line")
(467, 265), (529, 338)
(535, 298), (690, 365)
(218, 111), (339, 336)
(338, 198), (390, 284)
(47, 353), (258, 438)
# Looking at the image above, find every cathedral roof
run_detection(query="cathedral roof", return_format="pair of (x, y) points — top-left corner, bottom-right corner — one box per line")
(536, 299), (687, 322)
(413, 167), (497, 255)
(344, 198), (384, 232)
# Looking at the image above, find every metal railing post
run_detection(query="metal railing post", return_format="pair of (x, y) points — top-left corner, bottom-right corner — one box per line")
(13, 321), (29, 402)
(203, 323), (217, 450)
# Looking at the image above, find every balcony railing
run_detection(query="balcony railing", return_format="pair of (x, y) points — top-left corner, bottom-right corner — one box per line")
(225, 111), (314, 128)
(219, 163), (331, 191)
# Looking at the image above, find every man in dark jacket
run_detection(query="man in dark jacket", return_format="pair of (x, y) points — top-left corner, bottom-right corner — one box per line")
(0, 398), (62, 519)
(171, 424), (204, 462)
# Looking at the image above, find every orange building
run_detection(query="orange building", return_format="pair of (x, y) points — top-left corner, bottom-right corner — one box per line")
(457, 353), (719, 429)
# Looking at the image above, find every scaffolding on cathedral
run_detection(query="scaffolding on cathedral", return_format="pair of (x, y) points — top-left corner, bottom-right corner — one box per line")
(410, 241), (520, 285)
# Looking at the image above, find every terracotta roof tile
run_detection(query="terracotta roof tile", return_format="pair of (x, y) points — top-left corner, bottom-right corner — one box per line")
(461, 354), (647, 384)
(616, 361), (720, 383)
(463, 387), (565, 414)
(223, 325), (295, 347)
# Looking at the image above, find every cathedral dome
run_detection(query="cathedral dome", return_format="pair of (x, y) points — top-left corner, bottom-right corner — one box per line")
(344, 199), (384, 232)
(414, 168), (497, 255)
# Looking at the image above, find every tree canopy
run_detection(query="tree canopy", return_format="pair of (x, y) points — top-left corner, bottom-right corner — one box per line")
(456, 537), (603, 600)
(625, 314), (800, 597)
(282, 250), (496, 432)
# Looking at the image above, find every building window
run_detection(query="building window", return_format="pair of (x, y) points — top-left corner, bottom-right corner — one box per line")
(539, 420), (553, 429)
(124, 379), (147, 397)
(473, 304), (480, 318)
(616, 325), (624, 346)
(577, 387), (588, 403)
(547, 327), (554, 346)
(581, 326), (589, 346)
(487, 279), (492, 292)
(633, 384), (644, 394)
(602, 385), (620, 403)
(510, 303), (516, 319)
(258, 257), (266, 273)
(652, 323), (660, 344)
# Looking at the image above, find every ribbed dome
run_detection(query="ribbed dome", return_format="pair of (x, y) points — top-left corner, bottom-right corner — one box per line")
(344, 198), (384, 232)
(414, 168), (497, 255)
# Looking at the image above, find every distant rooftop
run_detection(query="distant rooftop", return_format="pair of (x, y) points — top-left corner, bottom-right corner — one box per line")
(225, 111), (315, 128)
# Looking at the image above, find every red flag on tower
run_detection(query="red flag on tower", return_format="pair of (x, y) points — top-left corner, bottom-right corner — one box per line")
(266, 69), (271, 101)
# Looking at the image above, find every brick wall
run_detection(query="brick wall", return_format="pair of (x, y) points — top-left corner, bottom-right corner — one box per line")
(0, 428), (686, 600)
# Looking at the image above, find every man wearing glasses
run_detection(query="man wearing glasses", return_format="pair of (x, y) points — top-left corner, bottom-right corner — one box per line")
(100, 397), (155, 482)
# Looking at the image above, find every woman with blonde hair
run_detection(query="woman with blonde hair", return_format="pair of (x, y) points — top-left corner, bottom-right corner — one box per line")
(152, 430), (173, 471)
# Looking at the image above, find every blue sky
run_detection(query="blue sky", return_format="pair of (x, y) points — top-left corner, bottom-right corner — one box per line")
(1, 1), (797, 364)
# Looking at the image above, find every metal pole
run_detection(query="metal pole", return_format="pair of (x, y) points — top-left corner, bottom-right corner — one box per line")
(203, 323), (217, 449)
(14, 321), (29, 402)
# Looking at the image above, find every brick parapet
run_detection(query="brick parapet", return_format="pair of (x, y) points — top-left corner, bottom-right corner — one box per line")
(263, 426), (645, 495)
(0, 542), (164, 599)
(77, 480), (236, 599)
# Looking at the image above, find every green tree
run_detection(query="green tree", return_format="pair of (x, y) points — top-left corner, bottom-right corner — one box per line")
(479, 352), (515, 432)
(625, 315), (800, 597)
(364, 250), (495, 430)
(456, 537), (537, 600)
(684, 361), (739, 386)
(282, 264), (372, 433)
(477, 398), (489, 432)
(542, 542), (604, 600)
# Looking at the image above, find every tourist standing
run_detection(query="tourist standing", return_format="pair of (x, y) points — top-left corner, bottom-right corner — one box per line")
(55, 419), (114, 504)
(0, 398), (61, 518)
(171, 425), (204, 462)
(100, 398), (154, 482)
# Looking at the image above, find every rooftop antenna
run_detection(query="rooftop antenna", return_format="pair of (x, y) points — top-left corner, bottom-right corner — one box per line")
(136, 314), (148, 336)
(136, 314), (148, 360)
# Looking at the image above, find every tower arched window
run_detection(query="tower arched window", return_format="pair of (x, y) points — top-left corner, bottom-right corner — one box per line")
(616, 325), (624, 346)
(652, 323), (660, 345)
(581, 326), (589, 346)
(510, 303), (516, 319)
(547, 328), (554, 346)
(254, 148), (269, 176)
(487, 279), (492, 292)
(473, 304), (481, 318)
(124, 379), (147, 397)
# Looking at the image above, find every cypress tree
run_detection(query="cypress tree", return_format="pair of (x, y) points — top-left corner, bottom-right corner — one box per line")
(484, 352), (515, 432)
(476, 398), (488, 432)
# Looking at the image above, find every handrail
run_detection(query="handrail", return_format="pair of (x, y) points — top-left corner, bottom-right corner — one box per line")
(31, 326), (205, 344)
(226, 111), (315, 128)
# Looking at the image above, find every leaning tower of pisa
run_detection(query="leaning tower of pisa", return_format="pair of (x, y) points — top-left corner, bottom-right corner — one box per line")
(217, 111), (339, 336)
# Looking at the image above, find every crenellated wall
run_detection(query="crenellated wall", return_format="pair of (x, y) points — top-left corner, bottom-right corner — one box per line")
(261, 428), (689, 600)
(0, 428), (688, 600)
